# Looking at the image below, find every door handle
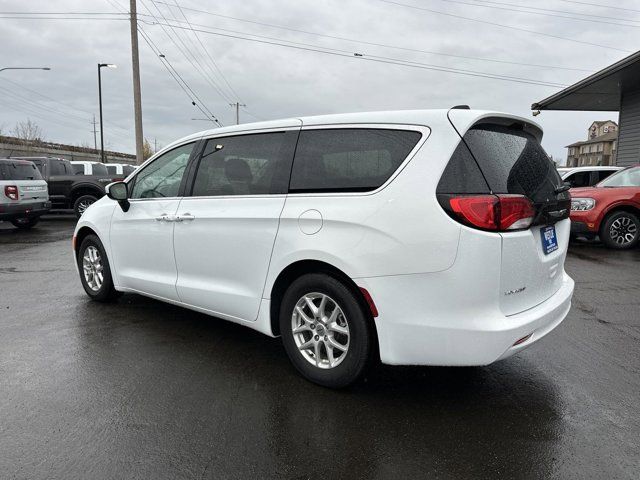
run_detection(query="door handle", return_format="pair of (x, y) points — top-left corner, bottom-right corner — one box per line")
(178, 213), (196, 221)
(155, 214), (170, 222)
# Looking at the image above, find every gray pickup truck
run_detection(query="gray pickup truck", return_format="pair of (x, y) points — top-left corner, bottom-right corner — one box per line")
(0, 158), (50, 229)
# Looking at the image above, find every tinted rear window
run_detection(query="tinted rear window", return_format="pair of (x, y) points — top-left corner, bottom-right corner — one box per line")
(0, 162), (43, 180)
(91, 163), (109, 176)
(461, 124), (561, 203)
(289, 128), (422, 193)
(106, 165), (118, 174)
(123, 165), (136, 175)
(72, 164), (85, 174)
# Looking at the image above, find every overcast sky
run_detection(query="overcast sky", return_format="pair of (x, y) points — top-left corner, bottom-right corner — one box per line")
(1, 0), (639, 163)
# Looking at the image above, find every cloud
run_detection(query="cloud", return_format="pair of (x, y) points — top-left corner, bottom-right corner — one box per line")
(0, 0), (636, 162)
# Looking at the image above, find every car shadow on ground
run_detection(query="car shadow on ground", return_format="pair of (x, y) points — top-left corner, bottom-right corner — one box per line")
(68, 291), (567, 477)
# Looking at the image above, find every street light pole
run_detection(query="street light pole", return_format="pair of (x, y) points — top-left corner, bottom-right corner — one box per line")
(97, 63), (117, 163)
(0, 67), (51, 73)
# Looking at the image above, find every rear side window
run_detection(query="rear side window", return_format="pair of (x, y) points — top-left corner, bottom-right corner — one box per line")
(436, 141), (489, 194)
(191, 131), (298, 196)
(91, 163), (109, 176)
(72, 164), (85, 175)
(106, 165), (118, 174)
(123, 165), (136, 175)
(460, 125), (562, 203)
(0, 162), (43, 180)
(289, 128), (422, 193)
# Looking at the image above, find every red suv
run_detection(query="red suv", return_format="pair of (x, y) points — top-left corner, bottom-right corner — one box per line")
(570, 165), (640, 249)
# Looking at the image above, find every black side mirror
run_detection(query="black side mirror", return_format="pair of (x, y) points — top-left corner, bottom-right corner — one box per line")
(106, 181), (130, 212)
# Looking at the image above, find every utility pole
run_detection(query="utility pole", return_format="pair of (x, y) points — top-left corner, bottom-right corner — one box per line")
(229, 102), (246, 125)
(130, 0), (144, 165)
(91, 115), (98, 151)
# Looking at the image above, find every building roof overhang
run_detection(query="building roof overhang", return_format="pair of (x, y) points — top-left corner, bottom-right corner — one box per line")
(532, 50), (640, 111)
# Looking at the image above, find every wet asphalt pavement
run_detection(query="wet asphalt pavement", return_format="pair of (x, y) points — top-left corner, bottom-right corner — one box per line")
(1, 216), (639, 479)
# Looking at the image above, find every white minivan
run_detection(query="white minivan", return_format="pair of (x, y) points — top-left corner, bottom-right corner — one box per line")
(73, 109), (574, 387)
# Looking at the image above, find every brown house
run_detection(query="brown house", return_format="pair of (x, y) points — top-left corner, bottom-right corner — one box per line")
(566, 121), (618, 167)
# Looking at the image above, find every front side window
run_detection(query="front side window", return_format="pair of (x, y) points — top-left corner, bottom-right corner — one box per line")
(191, 131), (297, 196)
(290, 128), (422, 193)
(597, 170), (617, 182)
(130, 143), (194, 199)
(598, 166), (640, 187)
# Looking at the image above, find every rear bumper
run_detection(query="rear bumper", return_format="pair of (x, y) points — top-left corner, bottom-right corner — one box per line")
(360, 273), (574, 366)
(0, 201), (51, 220)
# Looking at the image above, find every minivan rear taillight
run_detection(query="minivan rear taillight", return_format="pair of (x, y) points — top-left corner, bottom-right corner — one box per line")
(4, 185), (19, 200)
(442, 194), (535, 231)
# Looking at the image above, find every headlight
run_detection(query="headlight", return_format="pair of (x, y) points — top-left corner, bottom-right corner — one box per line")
(571, 198), (596, 211)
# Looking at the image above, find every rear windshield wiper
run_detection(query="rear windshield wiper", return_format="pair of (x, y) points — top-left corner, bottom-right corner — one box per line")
(554, 183), (571, 194)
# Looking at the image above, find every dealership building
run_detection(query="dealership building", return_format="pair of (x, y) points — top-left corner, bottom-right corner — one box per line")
(532, 50), (640, 167)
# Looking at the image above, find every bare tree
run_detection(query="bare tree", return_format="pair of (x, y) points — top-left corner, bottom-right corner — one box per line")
(143, 138), (153, 160)
(12, 119), (44, 144)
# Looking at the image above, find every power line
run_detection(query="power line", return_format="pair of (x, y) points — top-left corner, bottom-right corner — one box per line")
(0, 77), (132, 135)
(162, 0), (243, 102)
(105, 0), (223, 125)
(469, 0), (640, 22)
(0, 89), (105, 138)
(148, 2), (593, 73)
(146, 19), (568, 88)
(0, 85), (132, 142)
(434, 0), (640, 27)
(139, 0), (233, 104)
(137, 26), (223, 126)
(0, 11), (127, 14)
(0, 16), (127, 20)
(377, 0), (632, 53)
(556, 0), (640, 14)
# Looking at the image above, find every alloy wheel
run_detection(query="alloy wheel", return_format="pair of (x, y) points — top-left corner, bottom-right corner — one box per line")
(82, 246), (104, 291)
(609, 216), (637, 246)
(291, 292), (350, 369)
(77, 199), (94, 215)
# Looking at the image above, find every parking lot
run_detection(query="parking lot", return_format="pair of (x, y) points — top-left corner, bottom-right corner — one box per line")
(1, 216), (638, 479)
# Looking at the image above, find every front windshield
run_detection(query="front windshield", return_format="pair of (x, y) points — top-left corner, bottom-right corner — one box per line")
(598, 166), (640, 187)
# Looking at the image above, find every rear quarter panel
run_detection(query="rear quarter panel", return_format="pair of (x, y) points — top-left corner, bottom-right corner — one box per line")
(264, 122), (464, 296)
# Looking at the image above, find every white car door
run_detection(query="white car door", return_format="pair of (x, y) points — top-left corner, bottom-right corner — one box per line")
(109, 142), (197, 301)
(173, 127), (300, 321)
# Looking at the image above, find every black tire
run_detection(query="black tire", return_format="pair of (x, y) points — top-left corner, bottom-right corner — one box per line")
(73, 194), (98, 218)
(280, 273), (373, 388)
(77, 234), (120, 302)
(600, 211), (640, 250)
(11, 217), (39, 229)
